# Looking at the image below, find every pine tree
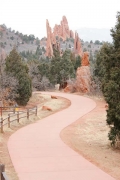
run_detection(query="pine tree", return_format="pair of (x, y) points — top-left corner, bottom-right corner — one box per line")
(49, 49), (75, 86)
(74, 55), (81, 71)
(106, 12), (120, 145)
(60, 50), (75, 83)
(5, 48), (32, 105)
(95, 12), (120, 146)
(49, 48), (62, 84)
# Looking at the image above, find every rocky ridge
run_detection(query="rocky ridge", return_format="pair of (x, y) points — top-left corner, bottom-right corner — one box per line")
(46, 16), (82, 58)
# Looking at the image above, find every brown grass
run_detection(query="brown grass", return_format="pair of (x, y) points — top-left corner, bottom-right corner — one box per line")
(60, 95), (120, 180)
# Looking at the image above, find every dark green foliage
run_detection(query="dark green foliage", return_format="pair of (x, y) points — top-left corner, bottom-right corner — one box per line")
(18, 34), (35, 43)
(38, 62), (50, 78)
(0, 42), (5, 48)
(88, 44), (91, 48)
(70, 38), (74, 43)
(20, 46), (43, 61)
(5, 48), (32, 105)
(95, 12), (120, 146)
(70, 53), (81, 72)
(69, 44), (71, 48)
(74, 55), (81, 71)
(36, 38), (40, 45)
(49, 49), (62, 84)
(16, 73), (32, 105)
(42, 46), (46, 53)
(49, 49), (75, 85)
(90, 40), (93, 44)
(10, 36), (14, 40)
(0, 31), (3, 38)
(95, 40), (101, 45)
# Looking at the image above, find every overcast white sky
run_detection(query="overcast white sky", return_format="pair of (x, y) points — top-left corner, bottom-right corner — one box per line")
(0, 0), (120, 38)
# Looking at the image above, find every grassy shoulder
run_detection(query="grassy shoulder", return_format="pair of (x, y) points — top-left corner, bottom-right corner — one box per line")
(60, 95), (120, 180)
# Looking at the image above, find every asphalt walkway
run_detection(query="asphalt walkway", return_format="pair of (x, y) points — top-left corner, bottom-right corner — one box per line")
(8, 92), (115, 180)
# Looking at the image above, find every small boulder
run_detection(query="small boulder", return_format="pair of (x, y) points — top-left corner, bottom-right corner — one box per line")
(51, 95), (57, 99)
(42, 106), (52, 111)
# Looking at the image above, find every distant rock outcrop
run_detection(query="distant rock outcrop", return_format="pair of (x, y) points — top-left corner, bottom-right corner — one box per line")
(53, 16), (72, 40)
(70, 30), (74, 39)
(46, 20), (54, 57)
(75, 66), (91, 93)
(81, 52), (90, 66)
(45, 16), (93, 94)
(46, 16), (75, 57)
(74, 32), (83, 57)
(75, 52), (92, 93)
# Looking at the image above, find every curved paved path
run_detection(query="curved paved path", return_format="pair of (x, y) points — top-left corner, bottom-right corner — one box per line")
(8, 92), (115, 180)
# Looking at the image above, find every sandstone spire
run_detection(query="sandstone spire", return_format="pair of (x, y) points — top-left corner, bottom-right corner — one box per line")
(46, 19), (53, 57)
(81, 52), (90, 66)
(61, 16), (70, 38)
(46, 16), (72, 57)
(70, 30), (74, 39)
(74, 32), (83, 57)
(74, 52), (91, 93)
(46, 16), (80, 58)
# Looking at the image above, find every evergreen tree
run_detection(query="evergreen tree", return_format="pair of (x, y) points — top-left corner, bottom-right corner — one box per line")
(74, 55), (81, 71)
(70, 53), (81, 72)
(5, 48), (32, 105)
(60, 50), (75, 84)
(95, 12), (120, 146)
(106, 12), (120, 145)
(49, 49), (61, 84)
(49, 49), (75, 86)
(38, 62), (50, 78)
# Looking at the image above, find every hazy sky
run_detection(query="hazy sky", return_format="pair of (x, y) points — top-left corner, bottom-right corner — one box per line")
(0, 0), (120, 39)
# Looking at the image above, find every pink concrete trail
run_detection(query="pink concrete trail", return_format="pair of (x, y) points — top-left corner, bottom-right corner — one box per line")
(8, 92), (115, 180)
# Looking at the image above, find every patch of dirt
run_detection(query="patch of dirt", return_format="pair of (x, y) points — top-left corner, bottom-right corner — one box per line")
(0, 92), (70, 180)
(60, 96), (120, 180)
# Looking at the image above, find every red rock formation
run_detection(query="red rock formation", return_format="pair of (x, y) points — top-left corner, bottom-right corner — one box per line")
(51, 32), (56, 45)
(54, 24), (62, 39)
(46, 19), (54, 57)
(53, 16), (70, 41)
(46, 16), (75, 57)
(64, 86), (70, 92)
(70, 30), (74, 39)
(74, 52), (92, 93)
(74, 32), (83, 57)
(46, 16), (83, 58)
(75, 66), (91, 93)
(81, 52), (90, 66)
(61, 16), (70, 38)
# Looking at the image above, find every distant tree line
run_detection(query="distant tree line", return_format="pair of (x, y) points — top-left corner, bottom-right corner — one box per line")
(20, 45), (45, 61)
(0, 47), (81, 106)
